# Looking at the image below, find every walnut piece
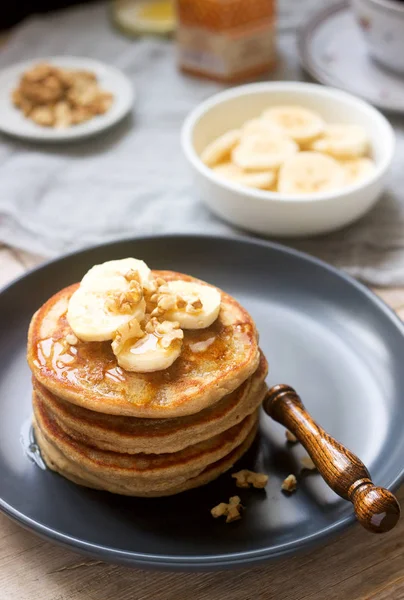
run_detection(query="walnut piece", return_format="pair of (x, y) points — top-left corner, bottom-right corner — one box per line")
(105, 288), (142, 315)
(232, 469), (268, 489)
(300, 455), (317, 471)
(124, 269), (141, 284)
(145, 318), (184, 349)
(211, 496), (243, 523)
(282, 474), (297, 493)
(112, 318), (144, 355)
(30, 106), (55, 127)
(285, 430), (298, 444)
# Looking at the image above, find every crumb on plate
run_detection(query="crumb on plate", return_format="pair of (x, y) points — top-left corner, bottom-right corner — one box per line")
(282, 474), (297, 493)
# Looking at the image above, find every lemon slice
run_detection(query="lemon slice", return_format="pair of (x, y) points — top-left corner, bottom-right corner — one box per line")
(112, 0), (176, 36)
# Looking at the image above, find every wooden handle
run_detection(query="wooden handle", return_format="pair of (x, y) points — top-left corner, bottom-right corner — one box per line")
(264, 385), (400, 534)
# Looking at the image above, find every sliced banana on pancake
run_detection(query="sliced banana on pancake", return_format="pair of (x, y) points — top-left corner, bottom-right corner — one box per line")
(67, 288), (146, 342)
(213, 162), (275, 190)
(232, 132), (298, 171)
(112, 317), (183, 372)
(156, 281), (221, 329)
(340, 157), (375, 186)
(278, 151), (345, 195)
(261, 106), (325, 145)
(80, 258), (152, 292)
(201, 130), (241, 167)
(67, 258), (150, 342)
(310, 124), (369, 159)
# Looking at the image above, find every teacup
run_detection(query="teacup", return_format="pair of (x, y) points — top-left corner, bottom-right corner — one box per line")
(352, 0), (404, 74)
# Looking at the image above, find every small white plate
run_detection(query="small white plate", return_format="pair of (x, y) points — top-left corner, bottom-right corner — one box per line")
(299, 1), (404, 114)
(0, 56), (135, 142)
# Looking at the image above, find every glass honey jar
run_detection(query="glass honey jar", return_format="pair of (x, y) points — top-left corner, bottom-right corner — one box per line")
(175, 0), (276, 83)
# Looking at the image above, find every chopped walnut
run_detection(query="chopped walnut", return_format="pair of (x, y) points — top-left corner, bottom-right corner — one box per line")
(191, 298), (203, 310)
(176, 296), (187, 309)
(157, 294), (177, 311)
(65, 333), (78, 346)
(124, 269), (141, 284)
(145, 317), (160, 334)
(112, 318), (144, 355)
(159, 322), (184, 349)
(146, 319), (184, 349)
(232, 469), (268, 489)
(30, 106), (55, 127)
(282, 474), (297, 493)
(285, 430), (298, 444)
(300, 455), (317, 471)
(54, 101), (73, 128)
(211, 496), (243, 523)
(150, 305), (165, 318)
(105, 289), (142, 315)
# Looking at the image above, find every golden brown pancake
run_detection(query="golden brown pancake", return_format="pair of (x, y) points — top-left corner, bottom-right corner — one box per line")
(34, 420), (258, 497)
(28, 271), (260, 418)
(32, 351), (267, 454)
(33, 391), (258, 490)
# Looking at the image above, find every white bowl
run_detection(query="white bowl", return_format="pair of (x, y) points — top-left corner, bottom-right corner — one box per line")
(352, 0), (404, 74)
(181, 82), (395, 237)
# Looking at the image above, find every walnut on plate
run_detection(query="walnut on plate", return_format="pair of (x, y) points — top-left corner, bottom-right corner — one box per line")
(211, 496), (243, 523)
(232, 469), (268, 489)
(281, 474), (297, 493)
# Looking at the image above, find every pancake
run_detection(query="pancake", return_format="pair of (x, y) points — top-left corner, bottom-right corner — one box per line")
(34, 419), (258, 497)
(28, 271), (260, 418)
(33, 391), (258, 490)
(33, 352), (267, 454)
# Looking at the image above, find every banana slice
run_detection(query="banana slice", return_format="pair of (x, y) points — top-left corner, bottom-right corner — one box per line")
(157, 281), (221, 329)
(232, 133), (298, 171)
(201, 130), (241, 167)
(81, 258), (152, 292)
(262, 106), (325, 145)
(341, 157), (376, 186)
(67, 258), (150, 342)
(112, 318), (183, 373)
(311, 124), (369, 159)
(278, 151), (345, 195)
(67, 289), (146, 342)
(241, 118), (282, 138)
(213, 162), (275, 190)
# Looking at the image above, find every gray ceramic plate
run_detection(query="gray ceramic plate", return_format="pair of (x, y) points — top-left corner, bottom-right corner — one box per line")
(0, 235), (404, 570)
(299, 1), (404, 113)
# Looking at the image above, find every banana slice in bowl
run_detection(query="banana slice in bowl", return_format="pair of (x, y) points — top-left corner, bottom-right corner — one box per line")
(278, 152), (346, 195)
(232, 133), (298, 171)
(201, 130), (241, 167)
(213, 162), (275, 190)
(340, 157), (376, 186)
(311, 124), (369, 159)
(262, 105), (325, 145)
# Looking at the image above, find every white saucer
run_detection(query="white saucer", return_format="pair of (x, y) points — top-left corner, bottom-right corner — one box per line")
(0, 56), (135, 142)
(299, 1), (404, 113)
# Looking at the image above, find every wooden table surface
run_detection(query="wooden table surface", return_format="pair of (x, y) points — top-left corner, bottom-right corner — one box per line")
(1, 244), (404, 600)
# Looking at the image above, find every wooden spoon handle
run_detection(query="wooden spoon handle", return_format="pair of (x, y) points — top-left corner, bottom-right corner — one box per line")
(264, 384), (400, 534)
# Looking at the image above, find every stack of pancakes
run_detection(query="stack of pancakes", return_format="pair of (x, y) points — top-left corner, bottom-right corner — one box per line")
(27, 271), (267, 497)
